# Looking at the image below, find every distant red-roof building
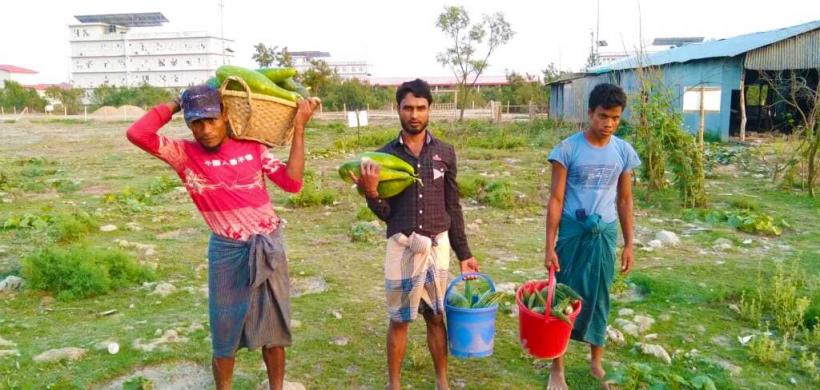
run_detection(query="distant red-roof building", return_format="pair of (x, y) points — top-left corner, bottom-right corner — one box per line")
(23, 83), (73, 91)
(369, 75), (509, 89)
(0, 65), (38, 74)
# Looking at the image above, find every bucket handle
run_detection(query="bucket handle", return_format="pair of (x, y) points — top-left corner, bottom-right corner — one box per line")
(543, 264), (556, 323)
(219, 75), (253, 135)
(445, 272), (496, 306)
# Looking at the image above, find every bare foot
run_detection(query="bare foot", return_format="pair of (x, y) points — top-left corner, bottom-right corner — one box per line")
(548, 365), (568, 390)
(435, 380), (449, 390)
(590, 365), (610, 390)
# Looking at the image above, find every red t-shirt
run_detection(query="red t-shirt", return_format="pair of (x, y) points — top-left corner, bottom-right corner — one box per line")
(126, 104), (302, 241)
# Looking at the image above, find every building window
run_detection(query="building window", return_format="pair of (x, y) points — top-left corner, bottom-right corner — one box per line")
(683, 87), (721, 112)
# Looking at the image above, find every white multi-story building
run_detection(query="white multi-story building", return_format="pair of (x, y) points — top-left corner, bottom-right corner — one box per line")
(69, 13), (233, 89)
(290, 51), (370, 80)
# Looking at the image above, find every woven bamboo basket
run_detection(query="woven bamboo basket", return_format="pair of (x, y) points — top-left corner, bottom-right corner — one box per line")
(220, 75), (297, 147)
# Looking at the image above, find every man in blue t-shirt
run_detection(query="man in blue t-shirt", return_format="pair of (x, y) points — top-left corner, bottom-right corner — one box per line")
(544, 83), (640, 389)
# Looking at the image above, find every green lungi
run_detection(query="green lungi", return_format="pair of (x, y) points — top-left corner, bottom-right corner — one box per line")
(555, 213), (618, 346)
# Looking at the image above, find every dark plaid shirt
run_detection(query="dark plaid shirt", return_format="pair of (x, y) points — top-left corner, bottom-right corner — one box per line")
(366, 131), (473, 261)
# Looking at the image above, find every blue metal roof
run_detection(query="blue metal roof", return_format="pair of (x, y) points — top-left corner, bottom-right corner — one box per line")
(591, 19), (820, 73)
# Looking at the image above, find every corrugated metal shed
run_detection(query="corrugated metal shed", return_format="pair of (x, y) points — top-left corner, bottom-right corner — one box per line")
(591, 19), (820, 73)
(745, 28), (820, 70)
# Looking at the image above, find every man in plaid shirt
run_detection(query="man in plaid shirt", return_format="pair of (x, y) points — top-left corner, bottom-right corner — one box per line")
(350, 79), (480, 390)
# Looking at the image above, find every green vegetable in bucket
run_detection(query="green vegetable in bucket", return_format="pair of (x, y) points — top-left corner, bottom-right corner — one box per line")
(522, 283), (582, 325)
(447, 280), (507, 309)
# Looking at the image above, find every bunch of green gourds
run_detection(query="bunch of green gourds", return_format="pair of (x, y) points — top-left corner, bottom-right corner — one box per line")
(207, 65), (309, 102)
(447, 280), (507, 309)
(338, 152), (421, 199)
(521, 283), (582, 324)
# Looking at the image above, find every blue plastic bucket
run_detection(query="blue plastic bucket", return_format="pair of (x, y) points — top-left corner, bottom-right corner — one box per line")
(445, 273), (498, 358)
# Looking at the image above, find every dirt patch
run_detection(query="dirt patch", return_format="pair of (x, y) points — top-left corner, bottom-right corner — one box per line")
(99, 362), (211, 390)
(119, 105), (146, 117)
(80, 184), (111, 197)
(92, 106), (119, 117)
(156, 228), (202, 241)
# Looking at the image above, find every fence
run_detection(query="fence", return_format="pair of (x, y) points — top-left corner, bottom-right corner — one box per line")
(313, 101), (548, 123)
(1, 102), (550, 123)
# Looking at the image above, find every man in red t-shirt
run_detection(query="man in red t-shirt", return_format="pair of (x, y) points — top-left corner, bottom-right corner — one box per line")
(127, 84), (318, 390)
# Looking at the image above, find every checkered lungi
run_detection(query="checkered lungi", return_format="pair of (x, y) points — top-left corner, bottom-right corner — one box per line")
(384, 231), (450, 323)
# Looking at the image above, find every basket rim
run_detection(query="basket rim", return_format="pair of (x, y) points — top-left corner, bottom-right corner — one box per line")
(222, 89), (298, 108)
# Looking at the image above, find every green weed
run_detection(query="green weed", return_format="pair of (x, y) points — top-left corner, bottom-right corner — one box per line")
(21, 245), (154, 301)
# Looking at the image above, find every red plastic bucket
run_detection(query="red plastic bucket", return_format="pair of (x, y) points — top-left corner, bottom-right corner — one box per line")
(516, 265), (582, 359)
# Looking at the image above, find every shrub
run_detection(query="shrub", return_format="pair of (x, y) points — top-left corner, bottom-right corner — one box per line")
(457, 176), (517, 209)
(21, 245), (154, 301)
(3, 210), (97, 243)
(748, 329), (790, 364)
(104, 175), (179, 212)
(123, 376), (154, 390)
(48, 211), (97, 243)
(286, 174), (336, 207)
(332, 128), (396, 150)
(355, 206), (377, 221)
(50, 179), (81, 194)
(739, 290), (763, 324)
(350, 221), (381, 243)
(457, 175), (487, 199)
(770, 264), (811, 335)
(484, 181), (516, 209)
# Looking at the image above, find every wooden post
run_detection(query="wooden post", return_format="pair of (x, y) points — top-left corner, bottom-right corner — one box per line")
(84, 106), (88, 121)
(64, 105), (68, 117)
(506, 101), (510, 114)
(698, 86), (705, 150)
(529, 99), (535, 120)
(739, 69), (747, 142)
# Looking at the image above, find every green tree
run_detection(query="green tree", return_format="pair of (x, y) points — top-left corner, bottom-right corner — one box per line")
(131, 83), (174, 107)
(760, 69), (820, 196)
(45, 86), (84, 114)
(252, 43), (275, 67)
(0, 80), (47, 112)
(436, 5), (515, 121)
(252, 43), (294, 68)
(542, 62), (562, 84)
(276, 46), (294, 68)
(89, 84), (173, 108)
(302, 59), (339, 98)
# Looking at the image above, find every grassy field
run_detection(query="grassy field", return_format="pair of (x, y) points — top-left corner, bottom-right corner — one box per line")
(0, 118), (817, 389)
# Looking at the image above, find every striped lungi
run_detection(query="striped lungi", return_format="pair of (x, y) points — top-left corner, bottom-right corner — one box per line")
(207, 228), (291, 358)
(384, 231), (450, 323)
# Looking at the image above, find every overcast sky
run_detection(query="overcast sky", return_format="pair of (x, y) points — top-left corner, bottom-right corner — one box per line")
(1, 0), (817, 84)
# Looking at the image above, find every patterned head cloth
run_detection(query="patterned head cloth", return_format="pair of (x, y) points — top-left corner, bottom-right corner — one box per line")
(181, 84), (222, 125)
